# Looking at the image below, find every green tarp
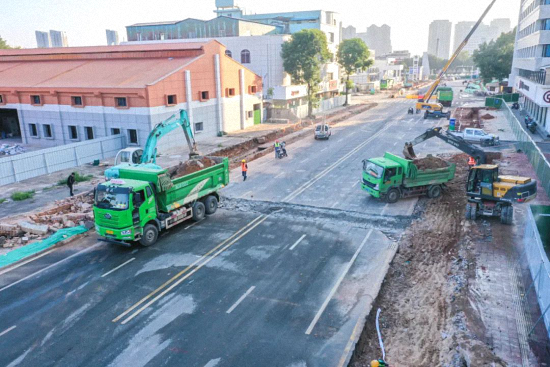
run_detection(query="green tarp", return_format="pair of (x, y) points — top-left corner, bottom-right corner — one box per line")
(0, 225), (89, 268)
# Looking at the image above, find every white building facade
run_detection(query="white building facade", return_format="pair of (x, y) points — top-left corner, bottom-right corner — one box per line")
(428, 20), (452, 59)
(510, 0), (550, 136)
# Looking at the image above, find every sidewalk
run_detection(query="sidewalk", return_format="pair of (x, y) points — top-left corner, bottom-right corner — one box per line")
(0, 101), (376, 220)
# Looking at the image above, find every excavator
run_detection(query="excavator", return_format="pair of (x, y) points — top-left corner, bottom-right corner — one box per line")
(416, 0), (496, 118)
(106, 109), (199, 179)
(404, 127), (537, 225)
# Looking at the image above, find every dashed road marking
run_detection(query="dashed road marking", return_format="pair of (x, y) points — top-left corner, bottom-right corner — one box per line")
(226, 286), (256, 314)
(0, 325), (16, 338)
(101, 258), (135, 278)
(289, 235), (307, 251)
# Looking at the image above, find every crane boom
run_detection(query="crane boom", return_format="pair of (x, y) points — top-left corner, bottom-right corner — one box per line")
(404, 127), (487, 164)
(141, 109), (199, 164)
(417, 0), (497, 111)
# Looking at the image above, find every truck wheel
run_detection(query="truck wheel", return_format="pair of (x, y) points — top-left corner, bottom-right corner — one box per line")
(428, 185), (442, 199)
(500, 206), (508, 224)
(470, 203), (478, 220)
(386, 188), (400, 204)
(506, 206), (514, 225)
(465, 204), (472, 219)
(204, 195), (218, 215)
(192, 201), (206, 221)
(424, 112), (428, 119)
(140, 224), (158, 247)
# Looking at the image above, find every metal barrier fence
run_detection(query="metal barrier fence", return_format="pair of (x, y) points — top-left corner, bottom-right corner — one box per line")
(502, 103), (550, 198)
(0, 135), (126, 186)
(524, 206), (550, 340)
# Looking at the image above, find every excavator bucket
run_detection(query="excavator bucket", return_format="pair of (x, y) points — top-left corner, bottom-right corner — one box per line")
(403, 143), (417, 160)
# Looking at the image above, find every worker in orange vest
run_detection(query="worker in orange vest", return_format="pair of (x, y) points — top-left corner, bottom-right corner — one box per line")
(468, 156), (476, 169)
(241, 159), (248, 181)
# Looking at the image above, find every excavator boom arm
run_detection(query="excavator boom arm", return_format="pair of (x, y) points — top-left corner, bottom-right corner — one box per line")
(141, 109), (199, 164)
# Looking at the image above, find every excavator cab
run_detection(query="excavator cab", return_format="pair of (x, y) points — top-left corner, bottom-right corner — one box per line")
(467, 165), (537, 202)
(466, 165), (498, 198)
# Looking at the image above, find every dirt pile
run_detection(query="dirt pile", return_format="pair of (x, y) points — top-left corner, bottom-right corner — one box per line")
(481, 113), (495, 120)
(169, 157), (217, 179)
(0, 192), (94, 249)
(454, 107), (482, 129)
(351, 153), (506, 367)
(414, 155), (449, 170)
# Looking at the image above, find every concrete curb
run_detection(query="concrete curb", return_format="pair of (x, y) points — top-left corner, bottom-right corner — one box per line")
(0, 231), (91, 273)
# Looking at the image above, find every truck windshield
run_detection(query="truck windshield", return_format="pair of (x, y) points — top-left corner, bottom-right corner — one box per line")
(364, 161), (384, 178)
(95, 186), (130, 211)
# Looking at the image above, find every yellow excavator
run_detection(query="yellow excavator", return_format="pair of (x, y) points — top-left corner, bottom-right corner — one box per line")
(416, 0), (497, 117)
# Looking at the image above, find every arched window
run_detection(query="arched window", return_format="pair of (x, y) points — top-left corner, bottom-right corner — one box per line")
(225, 50), (232, 58)
(241, 49), (251, 64)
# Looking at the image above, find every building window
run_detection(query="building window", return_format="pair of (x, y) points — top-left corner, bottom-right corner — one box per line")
(128, 129), (138, 144)
(115, 97), (128, 108)
(85, 126), (94, 140)
(71, 96), (83, 106)
(544, 19), (550, 31)
(166, 95), (177, 106)
(226, 88), (235, 97)
(328, 32), (335, 43)
(68, 125), (78, 140)
(111, 128), (121, 135)
(249, 85), (257, 94)
(544, 45), (550, 58)
(29, 123), (38, 137)
(200, 91), (210, 101)
(160, 33), (165, 40)
(31, 95), (41, 105)
(219, 29), (226, 37)
(247, 111), (253, 119)
(43, 124), (53, 138)
(194, 122), (204, 132)
(0, 95), (4, 104)
(225, 50), (232, 58)
(137, 33), (142, 41)
(241, 49), (251, 64)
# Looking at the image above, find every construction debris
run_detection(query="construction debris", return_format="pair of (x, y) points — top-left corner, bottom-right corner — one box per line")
(169, 157), (217, 178)
(0, 144), (26, 156)
(414, 155), (449, 170)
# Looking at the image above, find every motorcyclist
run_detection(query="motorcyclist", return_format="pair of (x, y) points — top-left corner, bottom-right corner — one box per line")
(280, 141), (287, 157)
(408, 107), (414, 115)
(274, 140), (281, 158)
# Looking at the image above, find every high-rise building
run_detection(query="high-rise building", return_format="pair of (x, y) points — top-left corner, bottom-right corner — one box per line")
(510, 4), (550, 136)
(363, 24), (392, 56)
(49, 30), (68, 47)
(453, 21), (476, 54)
(490, 18), (511, 37)
(428, 20), (452, 59)
(106, 30), (119, 46)
(453, 19), (511, 55)
(342, 25), (357, 40)
(35, 31), (50, 48)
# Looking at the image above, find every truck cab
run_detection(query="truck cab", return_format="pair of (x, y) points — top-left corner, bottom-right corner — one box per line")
(94, 179), (158, 244)
(361, 157), (402, 199)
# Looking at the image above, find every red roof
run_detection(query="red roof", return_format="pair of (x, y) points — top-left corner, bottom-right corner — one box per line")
(0, 56), (199, 89)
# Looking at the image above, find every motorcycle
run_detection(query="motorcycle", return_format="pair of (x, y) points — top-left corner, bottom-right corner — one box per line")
(512, 102), (520, 110)
(527, 121), (537, 134)
(407, 107), (414, 115)
(276, 143), (288, 159)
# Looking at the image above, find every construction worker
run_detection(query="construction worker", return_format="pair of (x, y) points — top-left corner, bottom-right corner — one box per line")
(67, 172), (76, 197)
(370, 359), (388, 367)
(468, 156), (476, 169)
(274, 140), (281, 158)
(241, 159), (248, 181)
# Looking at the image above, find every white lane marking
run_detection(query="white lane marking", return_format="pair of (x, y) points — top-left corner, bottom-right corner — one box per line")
(330, 201), (339, 208)
(305, 229), (373, 335)
(289, 235), (307, 251)
(275, 172), (285, 178)
(380, 203), (389, 216)
(283, 123), (393, 203)
(321, 147), (328, 152)
(226, 286), (256, 314)
(0, 242), (104, 293)
(300, 158), (310, 164)
(240, 190), (253, 199)
(393, 142), (397, 146)
(101, 258), (136, 278)
(131, 249), (139, 255)
(184, 220), (203, 230)
(0, 325), (16, 337)
(406, 199), (417, 216)
(0, 248), (57, 276)
(352, 180), (360, 188)
(204, 358), (221, 367)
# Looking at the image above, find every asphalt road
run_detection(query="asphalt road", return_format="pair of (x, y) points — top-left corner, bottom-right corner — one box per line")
(0, 93), (470, 367)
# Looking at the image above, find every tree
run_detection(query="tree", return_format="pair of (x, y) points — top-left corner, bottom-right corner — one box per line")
(0, 35), (19, 49)
(337, 38), (373, 105)
(473, 29), (515, 82)
(281, 29), (332, 116)
(426, 54), (448, 73)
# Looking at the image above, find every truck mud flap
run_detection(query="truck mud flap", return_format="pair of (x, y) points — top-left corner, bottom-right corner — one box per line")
(99, 237), (133, 247)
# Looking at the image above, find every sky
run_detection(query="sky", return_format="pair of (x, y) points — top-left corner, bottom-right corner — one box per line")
(0, 0), (519, 54)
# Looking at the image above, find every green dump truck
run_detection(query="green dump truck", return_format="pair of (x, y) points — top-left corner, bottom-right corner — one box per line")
(361, 152), (456, 203)
(94, 156), (229, 247)
(436, 87), (454, 107)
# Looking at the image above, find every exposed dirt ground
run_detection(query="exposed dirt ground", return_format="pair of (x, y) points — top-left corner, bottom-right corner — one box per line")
(351, 153), (509, 366)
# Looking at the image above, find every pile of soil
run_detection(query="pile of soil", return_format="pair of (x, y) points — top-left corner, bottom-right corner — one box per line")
(169, 157), (217, 179)
(414, 155), (448, 170)
(351, 153), (506, 366)
(481, 113), (495, 120)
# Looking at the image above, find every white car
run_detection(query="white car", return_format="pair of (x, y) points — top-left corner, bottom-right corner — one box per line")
(452, 128), (499, 146)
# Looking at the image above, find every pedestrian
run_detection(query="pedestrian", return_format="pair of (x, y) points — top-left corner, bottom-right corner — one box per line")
(67, 172), (76, 197)
(468, 156), (476, 169)
(241, 159), (248, 181)
(274, 140), (281, 158)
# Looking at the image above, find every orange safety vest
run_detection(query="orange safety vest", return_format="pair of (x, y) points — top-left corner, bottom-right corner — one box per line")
(241, 162), (248, 172)
(468, 157), (476, 166)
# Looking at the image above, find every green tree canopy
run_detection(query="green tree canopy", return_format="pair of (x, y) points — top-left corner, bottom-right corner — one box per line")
(281, 29), (332, 116)
(473, 29), (515, 82)
(0, 35), (19, 49)
(337, 38), (373, 105)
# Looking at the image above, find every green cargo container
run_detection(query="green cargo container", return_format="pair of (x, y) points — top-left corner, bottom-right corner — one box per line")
(94, 156), (229, 246)
(361, 152), (456, 203)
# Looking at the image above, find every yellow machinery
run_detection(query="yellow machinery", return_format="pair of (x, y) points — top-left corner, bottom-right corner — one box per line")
(416, 0), (497, 114)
